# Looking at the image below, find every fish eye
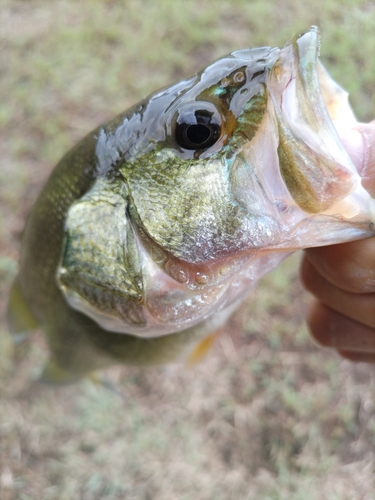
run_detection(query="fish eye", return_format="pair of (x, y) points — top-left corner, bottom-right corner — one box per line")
(172, 102), (222, 151)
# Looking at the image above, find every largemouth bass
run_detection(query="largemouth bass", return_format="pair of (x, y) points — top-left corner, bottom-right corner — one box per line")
(7, 27), (375, 383)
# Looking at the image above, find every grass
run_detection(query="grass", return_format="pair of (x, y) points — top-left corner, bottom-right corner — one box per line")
(1, 0), (375, 499)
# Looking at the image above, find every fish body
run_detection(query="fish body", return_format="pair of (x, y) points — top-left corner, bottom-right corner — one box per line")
(8, 28), (375, 382)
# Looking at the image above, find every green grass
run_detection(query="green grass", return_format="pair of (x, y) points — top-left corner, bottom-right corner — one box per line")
(1, 0), (375, 499)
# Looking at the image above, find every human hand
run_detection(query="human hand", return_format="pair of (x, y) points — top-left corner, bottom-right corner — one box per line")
(300, 120), (375, 363)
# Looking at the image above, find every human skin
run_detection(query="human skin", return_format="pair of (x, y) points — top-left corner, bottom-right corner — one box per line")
(300, 120), (375, 363)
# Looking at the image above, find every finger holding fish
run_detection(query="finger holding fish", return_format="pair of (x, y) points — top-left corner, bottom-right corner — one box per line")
(304, 235), (375, 294)
(337, 120), (375, 197)
(301, 119), (375, 363)
(304, 299), (375, 363)
(301, 254), (375, 329)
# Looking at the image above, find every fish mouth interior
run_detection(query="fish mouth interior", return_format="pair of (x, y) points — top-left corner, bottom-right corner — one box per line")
(262, 26), (364, 218)
(275, 27), (356, 173)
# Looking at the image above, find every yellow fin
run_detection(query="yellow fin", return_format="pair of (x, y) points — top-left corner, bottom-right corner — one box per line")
(7, 278), (38, 343)
(186, 330), (220, 367)
(40, 358), (82, 385)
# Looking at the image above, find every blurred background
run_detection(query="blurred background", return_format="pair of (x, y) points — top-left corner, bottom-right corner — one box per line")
(0, 1), (374, 499)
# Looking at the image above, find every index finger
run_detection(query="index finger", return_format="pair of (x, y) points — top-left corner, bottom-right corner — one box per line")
(338, 120), (375, 196)
(304, 236), (375, 294)
(303, 121), (375, 294)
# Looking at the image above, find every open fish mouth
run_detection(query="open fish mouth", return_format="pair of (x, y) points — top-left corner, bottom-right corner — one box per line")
(236, 26), (372, 240)
(270, 28), (358, 215)
(275, 28), (369, 215)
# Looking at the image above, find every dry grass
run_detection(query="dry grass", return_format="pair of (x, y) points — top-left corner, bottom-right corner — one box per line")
(1, 1), (375, 499)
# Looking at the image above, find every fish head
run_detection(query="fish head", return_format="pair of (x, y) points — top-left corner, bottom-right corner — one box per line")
(58, 27), (374, 337)
(117, 27), (369, 263)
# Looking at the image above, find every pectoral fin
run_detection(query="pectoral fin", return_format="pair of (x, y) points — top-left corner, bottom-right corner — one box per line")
(186, 330), (221, 366)
(41, 359), (125, 395)
(40, 358), (83, 385)
(7, 278), (39, 344)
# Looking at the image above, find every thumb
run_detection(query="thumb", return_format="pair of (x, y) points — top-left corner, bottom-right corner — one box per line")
(338, 120), (375, 197)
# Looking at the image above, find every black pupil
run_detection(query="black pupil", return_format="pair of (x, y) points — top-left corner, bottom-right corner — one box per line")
(186, 124), (211, 145)
(175, 109), (221, 150)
